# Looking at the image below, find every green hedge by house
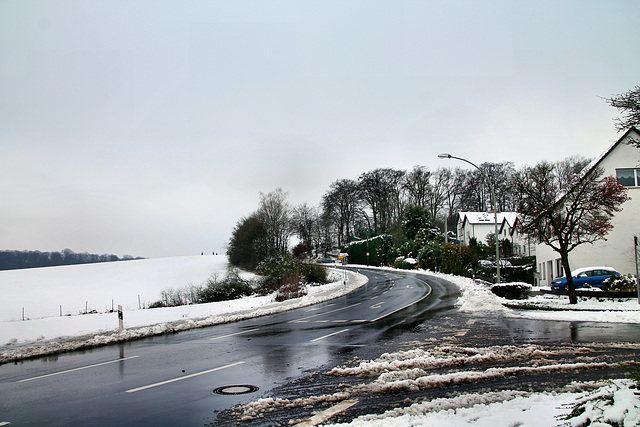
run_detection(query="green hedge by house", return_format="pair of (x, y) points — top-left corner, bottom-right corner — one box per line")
(346, 235), (391, 266)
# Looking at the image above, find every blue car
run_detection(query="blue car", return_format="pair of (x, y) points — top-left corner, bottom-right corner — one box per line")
(550, 267), (620, 290)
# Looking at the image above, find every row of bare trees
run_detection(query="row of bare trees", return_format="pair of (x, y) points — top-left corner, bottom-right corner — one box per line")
(228, 155), (595, 269)
(318, 162), (530, 250)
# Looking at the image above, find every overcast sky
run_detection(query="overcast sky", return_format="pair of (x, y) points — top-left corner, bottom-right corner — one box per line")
(1, 1), (638, 259)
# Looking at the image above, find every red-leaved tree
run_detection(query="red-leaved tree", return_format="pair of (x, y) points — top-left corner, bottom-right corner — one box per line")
(513, 162), (628, 304)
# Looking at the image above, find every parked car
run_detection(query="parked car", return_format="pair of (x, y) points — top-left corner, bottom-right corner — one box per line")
(550, 267), (620, 290)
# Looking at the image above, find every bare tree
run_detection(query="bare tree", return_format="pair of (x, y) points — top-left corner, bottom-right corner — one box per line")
(426, 167), (450, 220)
(322, 179), (361, 247)
(443, 168), (466, 234)
(605, 85), (640, 135)
(403, 166), (431, 208)
(291, 203), (318, 254)
(358, 168), (405, 234)
(256, 188), (292, 258)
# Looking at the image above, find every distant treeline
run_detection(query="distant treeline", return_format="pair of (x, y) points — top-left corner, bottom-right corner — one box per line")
(0, 249), (144, 271)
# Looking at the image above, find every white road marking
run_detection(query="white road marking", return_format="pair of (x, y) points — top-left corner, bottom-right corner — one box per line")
(310, 329), (349, 343)
(370, 277), (432, 322)
(369, 302), (385, 309)
(332, 320), (348, 323)
(17, 356), (140, 383)
(455, 319), (476, 337)
(289, 303), (361, 323)
(305, 304), (334, 312)
(209, 328), (259, 341)
(125, 361), (245, 393)
(294, 400), (359, 426)
(0, 421), (11, 426)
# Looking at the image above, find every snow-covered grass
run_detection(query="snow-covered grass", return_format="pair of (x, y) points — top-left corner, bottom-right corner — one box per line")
(3, 259), (640, 425)
(449, 273), (640, 323)
(0, 255), (245, 322)
(0, 256), (366, 363)
(332, 379), (640, 427)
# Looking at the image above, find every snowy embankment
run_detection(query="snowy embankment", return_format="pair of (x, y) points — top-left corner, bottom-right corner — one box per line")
(0, 255), (366, 363)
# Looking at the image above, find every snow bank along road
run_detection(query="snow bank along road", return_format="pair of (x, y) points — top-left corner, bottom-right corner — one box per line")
(0, 268), (446, 425)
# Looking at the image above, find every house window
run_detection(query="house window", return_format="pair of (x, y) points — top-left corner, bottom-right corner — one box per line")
(616, 168), (640, 187)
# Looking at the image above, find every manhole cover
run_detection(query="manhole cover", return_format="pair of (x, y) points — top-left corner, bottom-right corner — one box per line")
(213, 385), (259, 395)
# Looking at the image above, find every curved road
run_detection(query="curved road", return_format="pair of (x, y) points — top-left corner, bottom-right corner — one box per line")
(0, 268), (456, 426)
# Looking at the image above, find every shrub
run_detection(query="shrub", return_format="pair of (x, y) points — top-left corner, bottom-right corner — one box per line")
(441, 244), (478, 277)
(602, 274), (638, 292)
(491, 283), (531, 300)
(198, 270), (254, 303)
(393, 256), (417, 270)
(256, 255), (328, 297)
(149, 268), (256, 308)
(417, 240), (444, 270)
(159, 287), (193, 307)
(300, 261), (328, 284)
(476, 263), (535, 284)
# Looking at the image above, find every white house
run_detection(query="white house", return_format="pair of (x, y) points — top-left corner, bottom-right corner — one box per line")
(457, 211), (518, 247)
(535, 127), (640, 287)
(499, 215), (536, 257)
(457, 211), (534, 257)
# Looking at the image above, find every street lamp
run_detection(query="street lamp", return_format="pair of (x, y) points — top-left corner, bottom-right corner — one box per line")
(438, 153), (501, 283)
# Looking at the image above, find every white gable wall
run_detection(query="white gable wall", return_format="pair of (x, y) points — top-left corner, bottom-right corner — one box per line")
(535, 129), (640, 286)
(457, 212), (498, 246)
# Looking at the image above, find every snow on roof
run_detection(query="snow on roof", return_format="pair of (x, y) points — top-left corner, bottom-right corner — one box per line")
(459, 212), (519, 226)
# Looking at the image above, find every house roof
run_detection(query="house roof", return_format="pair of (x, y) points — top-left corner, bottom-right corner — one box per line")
(459, 212), (519, 227)
(583, 126), (640, 175)
(499, 214), (521, 235)
(544, 126), (640, 212)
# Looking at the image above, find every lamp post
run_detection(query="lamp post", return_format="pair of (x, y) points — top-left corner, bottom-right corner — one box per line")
(438, 153), (501, 284)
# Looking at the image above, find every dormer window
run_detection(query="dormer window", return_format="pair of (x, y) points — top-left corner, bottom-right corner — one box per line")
(616, 168), (640, 187)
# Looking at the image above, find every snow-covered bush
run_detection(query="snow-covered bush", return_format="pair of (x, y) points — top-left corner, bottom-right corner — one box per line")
(256, 255), (328, 298)
(198, 269), (255, 303)
(490, 283), (532, 300)
(602, 274), (638, 292)
(149, 268), (257, 308)
(393, 256), (416, 270)
(561, 379), (640, 426)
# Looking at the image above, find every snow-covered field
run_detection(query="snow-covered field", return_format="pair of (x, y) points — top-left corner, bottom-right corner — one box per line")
(0, 256), (366, 361)
(0, 255), (245, 322)
(2, 258), (639, 425)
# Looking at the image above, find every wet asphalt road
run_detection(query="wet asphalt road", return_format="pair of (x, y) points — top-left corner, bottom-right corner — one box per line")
(2, 269), (639, 426)
(0, 268), (442, 426)
(217, 271), (640, 426)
